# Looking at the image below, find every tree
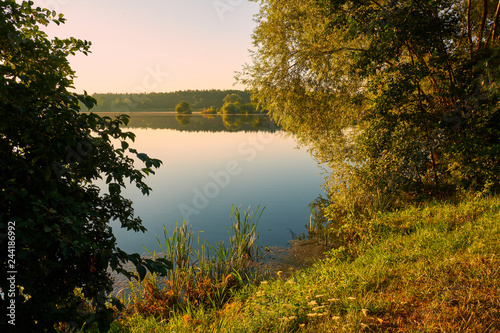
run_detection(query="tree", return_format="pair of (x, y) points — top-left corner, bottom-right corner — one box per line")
(0, 2), (171, 331)
(201, 106), (217, 114)
(240, 0), (500, 214)
(223, 93), (243, 105)
(240, 103), (257, 114)
(220, 103), (239, 115)
(175, 100), (192, 114)
(221, 94), (243, 114)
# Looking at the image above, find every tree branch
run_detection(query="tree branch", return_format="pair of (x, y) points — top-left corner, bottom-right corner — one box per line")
(370, 0), (383, 8)
(322, 47), (366, 54)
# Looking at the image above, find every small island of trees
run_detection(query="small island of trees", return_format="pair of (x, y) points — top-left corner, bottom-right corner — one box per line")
(175, 101), (192, 114)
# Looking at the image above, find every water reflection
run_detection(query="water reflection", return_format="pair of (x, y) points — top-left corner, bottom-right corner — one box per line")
(94, 112), (322, 254)
(175, 114), (191, 126)
(97, 112), (278, 132)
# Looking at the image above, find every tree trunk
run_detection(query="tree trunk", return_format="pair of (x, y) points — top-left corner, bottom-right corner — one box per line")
(476, 0), (488, 50)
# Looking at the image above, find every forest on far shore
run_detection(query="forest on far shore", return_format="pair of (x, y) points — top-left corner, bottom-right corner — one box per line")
(88, 89), (252, 112)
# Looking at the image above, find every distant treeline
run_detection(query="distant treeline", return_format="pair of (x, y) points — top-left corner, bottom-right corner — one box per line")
(89, 89), (252, 112)
(96, 113), (279, 132)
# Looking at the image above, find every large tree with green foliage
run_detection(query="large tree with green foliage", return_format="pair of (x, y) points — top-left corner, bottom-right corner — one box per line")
(175, 100), (192, 114)
(239, 0), (500, 216)
(0, 1), (171, 331)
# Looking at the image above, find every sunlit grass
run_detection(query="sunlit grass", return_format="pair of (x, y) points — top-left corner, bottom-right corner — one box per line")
(108, 194), (500, 332)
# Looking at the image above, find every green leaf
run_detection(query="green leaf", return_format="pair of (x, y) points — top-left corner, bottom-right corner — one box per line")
(136, 264), (146, 281)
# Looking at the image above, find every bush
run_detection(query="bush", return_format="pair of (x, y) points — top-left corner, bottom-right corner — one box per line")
(0, 2), (171, 331)
(175, 101), (192, 114)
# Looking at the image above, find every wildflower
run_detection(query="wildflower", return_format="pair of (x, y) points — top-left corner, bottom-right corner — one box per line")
(283, 304), (296, 309)
(182, 314), (191, 324)
(347, 297), (356, 301)
(315, 294), (325, 299)
(327, 298), (340, 302)
(260, 281), (268, 285)
(307, 313), (318, 317)
(256, 290), (265, 297)
(299, 324), (305, 328)
(332, 316), (341, 320)
(277, 271), (283, 277)
(361, 308), (369, 316)
(307, 300), (318, 306)
(287, 280), (296, 285)
(312, 306), (326, 311)
(288, 316), (297, 320)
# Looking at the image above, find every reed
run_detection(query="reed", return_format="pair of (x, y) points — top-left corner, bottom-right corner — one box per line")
(229, 205), (262, 263)
(123, 205), (264, 319)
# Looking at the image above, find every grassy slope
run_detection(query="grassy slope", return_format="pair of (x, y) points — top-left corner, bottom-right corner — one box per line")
(116, 195), (500, 332)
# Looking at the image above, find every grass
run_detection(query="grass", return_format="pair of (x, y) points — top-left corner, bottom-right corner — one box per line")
(104, 194), (500, 332)
(69, 194), (500, 332)
(116, 205), (263, 324)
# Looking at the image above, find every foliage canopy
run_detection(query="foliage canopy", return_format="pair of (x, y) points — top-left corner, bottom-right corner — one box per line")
(175, 100), (192, 114)
(239, 0), (500, 214)
(0, 1), (171, 330)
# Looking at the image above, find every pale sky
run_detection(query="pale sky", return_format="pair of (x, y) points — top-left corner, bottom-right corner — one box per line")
(32, 0), (259, 94)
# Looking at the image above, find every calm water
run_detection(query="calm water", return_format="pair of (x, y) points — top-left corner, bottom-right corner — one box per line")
(102, 113), (325, 254)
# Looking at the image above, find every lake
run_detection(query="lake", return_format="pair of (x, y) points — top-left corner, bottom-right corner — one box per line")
(101, 112), (325, 254)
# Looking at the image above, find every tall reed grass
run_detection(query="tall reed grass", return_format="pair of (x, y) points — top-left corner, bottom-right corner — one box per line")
(123, 205), (264, 320)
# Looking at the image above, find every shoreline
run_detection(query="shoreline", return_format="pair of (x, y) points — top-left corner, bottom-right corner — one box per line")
(109, 238), (331, 299)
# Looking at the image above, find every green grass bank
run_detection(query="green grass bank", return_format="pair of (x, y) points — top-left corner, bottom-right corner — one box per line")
(90, 194), (500, 332)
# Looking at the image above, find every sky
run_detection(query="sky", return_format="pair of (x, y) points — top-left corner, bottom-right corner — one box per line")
(32, 0), (260, 94)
